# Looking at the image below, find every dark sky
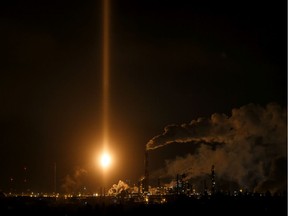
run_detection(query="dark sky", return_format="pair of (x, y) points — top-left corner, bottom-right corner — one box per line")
(0, 0), (286, 193)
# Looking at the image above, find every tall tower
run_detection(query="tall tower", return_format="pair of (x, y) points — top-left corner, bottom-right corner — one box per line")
(23, 166), (28, 193)
(176, 174), (179, 194)
(211, 165), (216, 195)
(143, 150), (149, 192)
(54, 163), (57, 194)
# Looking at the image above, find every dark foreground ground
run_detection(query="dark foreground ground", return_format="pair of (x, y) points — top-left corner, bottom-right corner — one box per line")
(0, 194), (286, 216)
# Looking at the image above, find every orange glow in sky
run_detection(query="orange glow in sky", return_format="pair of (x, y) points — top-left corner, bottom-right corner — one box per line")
(99, 152), (112, 169)
(102, 0), (110, 149)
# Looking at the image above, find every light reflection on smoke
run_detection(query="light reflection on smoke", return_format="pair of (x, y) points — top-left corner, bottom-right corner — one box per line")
(147, 103), (286, 194)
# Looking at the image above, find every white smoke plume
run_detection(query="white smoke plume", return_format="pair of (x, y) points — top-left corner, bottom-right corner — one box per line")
(108, 180), (130, 195)
(147, 103), (287, 193)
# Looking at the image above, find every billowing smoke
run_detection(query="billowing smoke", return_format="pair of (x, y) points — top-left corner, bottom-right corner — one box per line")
(147, 103), (287, 194)
(108, 180), (130, 196)
(61, 168), (88, 194)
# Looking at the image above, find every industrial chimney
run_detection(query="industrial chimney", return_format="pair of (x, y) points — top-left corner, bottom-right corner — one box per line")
(211, 165), (216, 195)
(143, 150), (149, 192)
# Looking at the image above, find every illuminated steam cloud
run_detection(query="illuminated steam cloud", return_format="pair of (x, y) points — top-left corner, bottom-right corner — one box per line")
(107, 180), (140, 196)
(108, 180), (129, 195)
(147, 103), (286, 193)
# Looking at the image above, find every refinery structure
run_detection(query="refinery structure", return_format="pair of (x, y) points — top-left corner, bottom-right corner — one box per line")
(2, 150), (283, 203)
(1, 149), (286, 216)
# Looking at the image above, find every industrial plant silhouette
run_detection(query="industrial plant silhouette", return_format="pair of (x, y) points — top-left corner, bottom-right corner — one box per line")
(0, 162), (286, 216)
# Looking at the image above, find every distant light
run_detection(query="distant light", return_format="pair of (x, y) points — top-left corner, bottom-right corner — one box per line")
(100, 152), (111, 169)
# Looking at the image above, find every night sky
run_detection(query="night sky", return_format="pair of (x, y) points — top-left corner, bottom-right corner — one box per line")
(0, 0), (286, 193)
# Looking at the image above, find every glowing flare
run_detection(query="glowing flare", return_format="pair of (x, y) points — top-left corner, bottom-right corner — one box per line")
(100, 152), (111, 169)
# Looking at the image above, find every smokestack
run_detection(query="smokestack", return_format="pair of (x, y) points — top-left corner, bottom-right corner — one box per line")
(54, 163), (57, 194)
(176, 174), (179, 195)
(211, 165), (216, 195)
(203, 180), (208, 195)
(144, 150), (149, 192)
(138, 180), (141, 194)
(23, 166), (27, 193)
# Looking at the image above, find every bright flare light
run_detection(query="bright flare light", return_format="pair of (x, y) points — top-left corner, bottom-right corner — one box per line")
(100, 152), (111, 169)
